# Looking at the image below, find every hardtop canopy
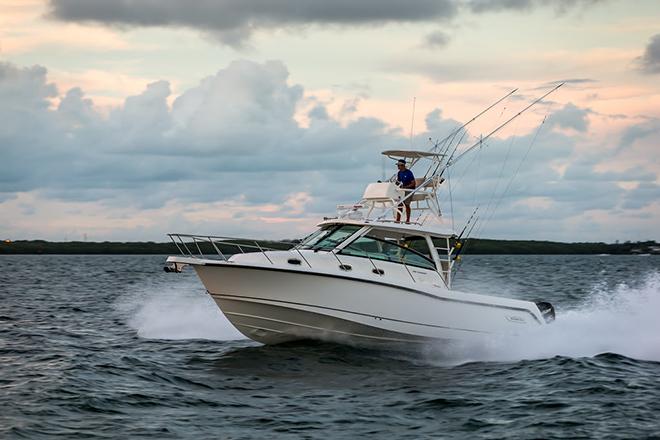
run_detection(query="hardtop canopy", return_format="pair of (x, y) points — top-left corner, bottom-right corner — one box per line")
(317, 218), (455, 239)
(381, 150), (445, 161)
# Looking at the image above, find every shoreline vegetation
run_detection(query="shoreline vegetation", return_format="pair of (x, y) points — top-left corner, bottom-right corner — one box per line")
(1, 239), (658, 255)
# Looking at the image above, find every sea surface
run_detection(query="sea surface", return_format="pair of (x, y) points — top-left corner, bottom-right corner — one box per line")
(1, 254), (659, 439)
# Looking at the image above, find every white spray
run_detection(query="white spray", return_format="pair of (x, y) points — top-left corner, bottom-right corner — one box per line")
(431, 271), (660, 364)
(118, 277), (245, 341)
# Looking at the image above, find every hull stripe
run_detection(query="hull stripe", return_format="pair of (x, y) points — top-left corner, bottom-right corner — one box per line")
(226, 311), (433, 343)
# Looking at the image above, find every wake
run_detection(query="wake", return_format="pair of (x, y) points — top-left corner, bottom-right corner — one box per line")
(434, 271), (660, 364)
(120, 271), (660, 363)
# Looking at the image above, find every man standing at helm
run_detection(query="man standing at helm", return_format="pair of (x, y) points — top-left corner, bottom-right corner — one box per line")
(395, 159), (416, 223)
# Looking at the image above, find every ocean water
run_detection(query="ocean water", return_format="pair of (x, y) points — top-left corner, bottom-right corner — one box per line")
(1, 254), (659, 439)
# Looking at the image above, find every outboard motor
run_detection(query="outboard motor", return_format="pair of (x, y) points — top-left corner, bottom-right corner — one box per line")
(535, 301), (555, 323)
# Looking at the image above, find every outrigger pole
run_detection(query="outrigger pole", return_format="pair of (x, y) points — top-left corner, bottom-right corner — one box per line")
(431, 88), (519, 154)
(427, 87), (517, 178)
(449, 82), (564, 166)
(430, 88), (518, 178)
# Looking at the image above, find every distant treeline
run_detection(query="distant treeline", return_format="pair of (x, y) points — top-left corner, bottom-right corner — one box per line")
(1, 239), (658, 255)
(0, 239), (293, 256)
(461, 239), (659, 255)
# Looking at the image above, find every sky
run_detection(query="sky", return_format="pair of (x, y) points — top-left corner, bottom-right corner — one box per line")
(1, 0), (659, 243)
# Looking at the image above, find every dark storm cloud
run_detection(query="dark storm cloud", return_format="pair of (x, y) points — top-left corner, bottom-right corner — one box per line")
(637, 33), (660, 74)
(49, 0), (458, 25)
(466, 0), (606, 14)
(48, 0), (604, 47)
(48, 0), (459, 46)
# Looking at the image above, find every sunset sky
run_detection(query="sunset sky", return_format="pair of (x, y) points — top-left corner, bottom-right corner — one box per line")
(1, 0), (659, 242)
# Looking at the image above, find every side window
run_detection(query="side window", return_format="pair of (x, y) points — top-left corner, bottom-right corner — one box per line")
(401, 236), (432, 260)
(401, 251), (435, 270)
(431, 237), (451, 252)
(341, 235), (436, 270)
(342, 236), (387, 259)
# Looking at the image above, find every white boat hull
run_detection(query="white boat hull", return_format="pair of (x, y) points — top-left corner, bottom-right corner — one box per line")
(187, 259), (548, 348)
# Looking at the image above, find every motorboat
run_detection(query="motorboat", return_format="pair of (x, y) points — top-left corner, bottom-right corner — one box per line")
(165, 147), (556, 349)
(165, 86), (564, 349)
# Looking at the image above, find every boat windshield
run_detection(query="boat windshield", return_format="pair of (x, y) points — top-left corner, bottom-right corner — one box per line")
(299, 225), (362, 251)
(340, 235), (436, 270)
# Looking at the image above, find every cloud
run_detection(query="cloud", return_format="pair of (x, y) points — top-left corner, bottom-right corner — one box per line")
(422, 30), (451, 49)
(622, 182), (660, 210)
(0, 62), (62, 191)
(424, 108), (463, 134)
(1, 59), (657, 241)
(0, 59), (397, 211)
(0, 62), (57, 112)
(617, 119), (660, 152)
(48, 0), (459, 47)
(636, 33), (660, 74)
(466, 0), (606, 15)
(538, 78), (598, 89)
(546, 102), (591, 132)
(47, 0), (604, 47)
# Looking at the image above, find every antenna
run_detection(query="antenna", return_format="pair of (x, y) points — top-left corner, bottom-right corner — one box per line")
(409, 97), (416, 148)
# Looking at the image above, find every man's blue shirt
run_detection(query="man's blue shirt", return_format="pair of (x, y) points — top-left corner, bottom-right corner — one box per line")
(397, 169), (415, 187)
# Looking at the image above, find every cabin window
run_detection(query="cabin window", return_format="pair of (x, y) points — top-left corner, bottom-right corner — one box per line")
(340, 235), (436, 270)
(431, 237), (451, 252)
(400, 236), (433, 261)
(299, 225), (362, 251)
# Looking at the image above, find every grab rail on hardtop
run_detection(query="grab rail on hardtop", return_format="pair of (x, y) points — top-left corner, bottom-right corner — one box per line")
(167, 233), (298, 264)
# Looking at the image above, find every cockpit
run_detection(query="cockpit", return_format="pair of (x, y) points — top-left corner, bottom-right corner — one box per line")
(298, 223), (451, 276)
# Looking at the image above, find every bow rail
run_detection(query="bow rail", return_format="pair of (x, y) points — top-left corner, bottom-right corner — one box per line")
(167, 233), (297, 263)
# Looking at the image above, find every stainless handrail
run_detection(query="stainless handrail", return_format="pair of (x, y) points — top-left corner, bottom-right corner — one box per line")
(167, 233), (439, 286)
(167, 233), (297, 264)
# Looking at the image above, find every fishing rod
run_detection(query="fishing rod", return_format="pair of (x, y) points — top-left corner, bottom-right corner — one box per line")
(452, 214), (480, 267)
(449, 82), (564, 166)
(456, 206), (479, 242)
(437, 128), (462, 157)
(444, 131), (475, 173)
(434, 87), (523, 181)
(430, 88), (518, 154)
(428, 129), (469, 179)
(452, 207), (478, 259)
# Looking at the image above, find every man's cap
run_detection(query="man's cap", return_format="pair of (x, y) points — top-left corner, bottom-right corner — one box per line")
(397, 159), (406, 165)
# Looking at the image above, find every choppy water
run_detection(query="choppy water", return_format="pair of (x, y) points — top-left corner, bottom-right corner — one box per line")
(1, 254), (659, 439)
